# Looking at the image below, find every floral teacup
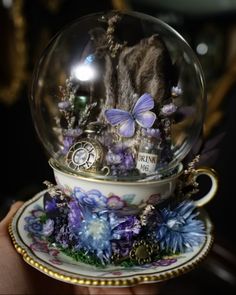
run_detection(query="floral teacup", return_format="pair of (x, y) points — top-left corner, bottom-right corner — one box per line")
(49, 159), (218, 211)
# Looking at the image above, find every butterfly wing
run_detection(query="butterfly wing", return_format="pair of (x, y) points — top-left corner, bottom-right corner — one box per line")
(105, 109), (131, 125)
(133, 93), (156, 128)
(119, 119), (135, 137)
(133, 93), (155, 114)
(135, 111), (156, 128)
(105, 109), (135, 137)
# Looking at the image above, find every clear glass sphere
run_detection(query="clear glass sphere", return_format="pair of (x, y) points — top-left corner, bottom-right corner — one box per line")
(30, 11), (205, 180)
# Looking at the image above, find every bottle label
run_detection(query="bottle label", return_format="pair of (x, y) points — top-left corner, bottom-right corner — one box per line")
(136, 152), (158, 173)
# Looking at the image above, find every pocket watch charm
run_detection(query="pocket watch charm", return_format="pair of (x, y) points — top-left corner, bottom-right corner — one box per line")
(66, 123), (105, 173)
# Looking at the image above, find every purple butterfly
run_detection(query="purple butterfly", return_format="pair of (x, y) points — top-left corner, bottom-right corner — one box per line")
(105, 93), (156, 137)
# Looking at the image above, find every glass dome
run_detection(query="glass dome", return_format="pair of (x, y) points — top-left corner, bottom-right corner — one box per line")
(30, 11), (205, 180)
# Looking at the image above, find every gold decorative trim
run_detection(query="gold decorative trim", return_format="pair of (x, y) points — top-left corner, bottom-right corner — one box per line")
(8, 204), (214, 287)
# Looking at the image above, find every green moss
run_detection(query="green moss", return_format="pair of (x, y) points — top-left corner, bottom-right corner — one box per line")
(39, 214), (48, 224)
(58, 246), (105, 268)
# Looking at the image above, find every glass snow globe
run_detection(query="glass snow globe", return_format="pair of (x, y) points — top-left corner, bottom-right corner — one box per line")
(30, 10), (205, 183)
(21, 10), (219, 273)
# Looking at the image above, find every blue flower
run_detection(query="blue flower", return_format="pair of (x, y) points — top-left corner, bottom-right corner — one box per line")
(73, 187), (107, 211)
(154, 201), (206, 253)
(24, 216), (43, 236)
(78, 212), (112, 264)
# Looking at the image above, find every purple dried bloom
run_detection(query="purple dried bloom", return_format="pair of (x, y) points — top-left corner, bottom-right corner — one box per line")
(64, 129), (83, 137)
(62, 136), (74, 155)
(55, 224), (70, 248)
(161, 103), (177, 116)
(45, 198), (57, 213)
(110, 213), (141, 240)
(112, 240), (133, 257)
(68, 200), (82, 230)
(171, 86), (182, 97)
(106, 144), (135, 175)
(42, 219), (54, 237)
(106, 150), (123, 164)
(58, 101), (72, 110)
(143, 128), (161, 138)
(124, 153), (135, 169)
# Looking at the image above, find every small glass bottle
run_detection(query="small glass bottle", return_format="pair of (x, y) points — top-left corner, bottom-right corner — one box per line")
(136, 130), (161, 174)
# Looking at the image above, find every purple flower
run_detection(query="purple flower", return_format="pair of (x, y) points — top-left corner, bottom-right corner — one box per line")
(110, 213), (141, 241)
(106, 150), (123, 164)
(73, 187), (107, 211)
(30, 240), (49, 253)
(45, 198), (57, 213)
(112, 240), (133, 258)
(153, 258), (177, 267)
(161, 103), (177, 116)
(64, 129), (83, 137)
(107, 195), (125, 210)
(31, 206), (44, 218)
(42, 219), (54, 237)
(62, 136), (75, 155)
(171, 86), (182, 97)
(58, 100), (71, 110)
(106, 144), (135, 176)
(143, 128), (161, 139)
(68, 200), (82, 230)
(55, 224), (70, 249)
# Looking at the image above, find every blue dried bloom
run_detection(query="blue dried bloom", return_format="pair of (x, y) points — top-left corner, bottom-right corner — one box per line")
(78, 212), (112, 264)
(154, 201), (206, 253)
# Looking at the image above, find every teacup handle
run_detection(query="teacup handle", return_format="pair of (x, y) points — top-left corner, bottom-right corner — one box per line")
(192, 167), (218, 207)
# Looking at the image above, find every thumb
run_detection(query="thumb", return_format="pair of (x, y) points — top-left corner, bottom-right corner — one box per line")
(0, 201), (24, 234)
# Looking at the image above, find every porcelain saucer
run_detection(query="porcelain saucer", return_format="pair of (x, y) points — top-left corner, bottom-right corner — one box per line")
(9, 190), (214, 287)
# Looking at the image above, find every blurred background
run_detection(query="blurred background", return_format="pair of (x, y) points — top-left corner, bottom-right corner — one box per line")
(0, 0), (236, 293)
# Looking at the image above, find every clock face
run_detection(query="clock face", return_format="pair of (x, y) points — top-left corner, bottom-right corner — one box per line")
(66, 141), (97, 171)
